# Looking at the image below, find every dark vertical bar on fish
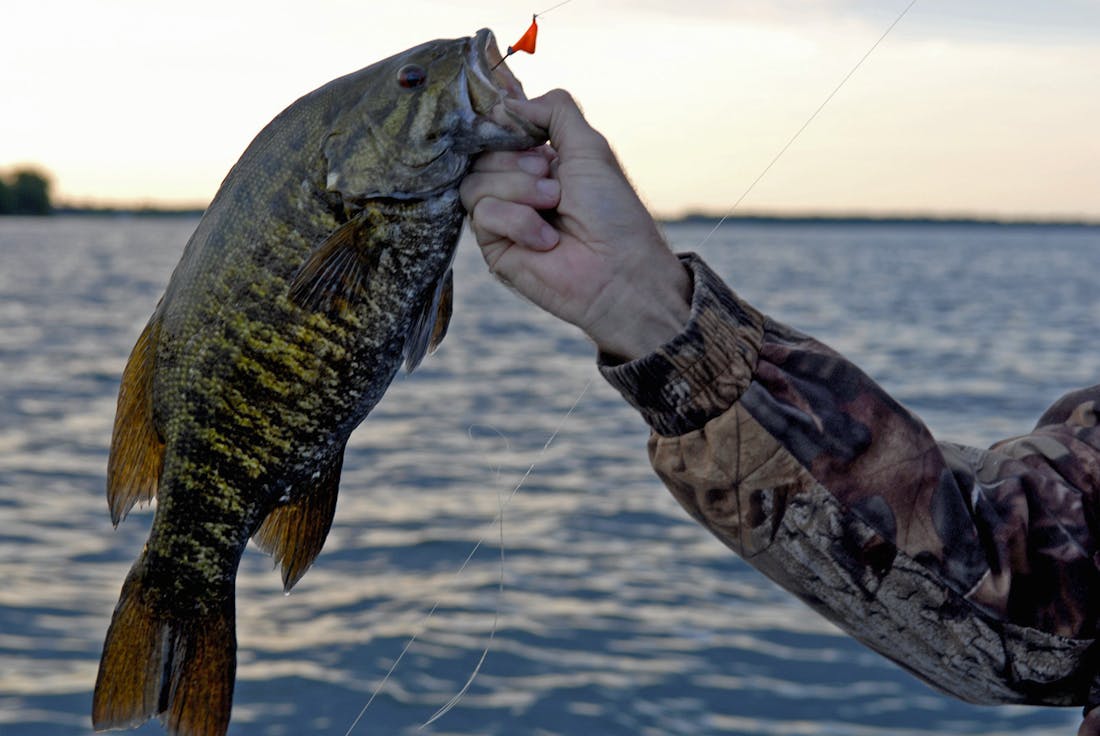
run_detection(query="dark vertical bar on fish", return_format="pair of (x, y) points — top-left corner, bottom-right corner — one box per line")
(93, 29), (545, 736)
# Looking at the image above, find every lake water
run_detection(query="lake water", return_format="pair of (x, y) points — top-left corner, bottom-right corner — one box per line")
(2, 215), (1098, 735)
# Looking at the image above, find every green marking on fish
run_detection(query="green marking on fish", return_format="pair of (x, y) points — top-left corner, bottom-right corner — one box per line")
(93, 28), (545, 736)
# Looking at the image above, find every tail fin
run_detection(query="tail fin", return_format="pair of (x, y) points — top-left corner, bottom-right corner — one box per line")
(93, 562), (236, 735)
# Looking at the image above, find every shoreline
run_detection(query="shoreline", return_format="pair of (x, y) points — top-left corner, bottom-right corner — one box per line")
(664, 212), (1100, 229)
(4, 209), (1098, 229)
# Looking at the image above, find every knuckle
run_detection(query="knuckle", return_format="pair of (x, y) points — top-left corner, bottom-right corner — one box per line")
(458, 177), (482, 211)
(589, 130), (613, 157)
(466, 197), (496, 229)
(546, 88), (576, 106)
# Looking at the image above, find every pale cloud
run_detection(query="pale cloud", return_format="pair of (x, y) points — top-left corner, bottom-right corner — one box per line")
(599, 0), (1100, 44)
(2, 1), (1097, 218)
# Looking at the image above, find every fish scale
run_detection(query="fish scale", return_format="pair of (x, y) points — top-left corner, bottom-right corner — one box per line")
(147, 199), (462, 603)
(93, 28), (545, 736)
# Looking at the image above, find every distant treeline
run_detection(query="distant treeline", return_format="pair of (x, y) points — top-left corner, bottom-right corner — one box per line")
(0, 168), (51, 215)
(51, 205), (206, 218)
(666, 211), (1100, 229)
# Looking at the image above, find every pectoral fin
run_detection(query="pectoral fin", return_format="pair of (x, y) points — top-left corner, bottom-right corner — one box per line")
(429, 269), (454, 353)
(404, 267), (453, 373)
(253, 450), (344, 591)
(106, 315), (166, 526)
(288, 218), (378, 314)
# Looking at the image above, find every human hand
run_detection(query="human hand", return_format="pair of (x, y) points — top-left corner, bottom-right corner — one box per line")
(1079, 708), (1100, 736)
(460, 89), (692, 362)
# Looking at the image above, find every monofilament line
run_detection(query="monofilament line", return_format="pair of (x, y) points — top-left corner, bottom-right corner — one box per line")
(696, 0), (919, 250)
(417, 424), (510, 729)
(344, 376), (593, 735)
(346, 4), (920, 730)
(418, 458), (508, 730)
(535, 0), (574, 17)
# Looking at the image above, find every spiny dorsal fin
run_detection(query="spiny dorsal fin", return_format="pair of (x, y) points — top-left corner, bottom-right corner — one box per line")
(288, 218), (378, 314)
(107, 314), (166, 526)
(252, 451), (344, 591)
(404, 267), (453, 373)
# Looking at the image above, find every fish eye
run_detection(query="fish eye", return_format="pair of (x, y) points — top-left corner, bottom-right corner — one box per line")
(397, 65), (427, 89)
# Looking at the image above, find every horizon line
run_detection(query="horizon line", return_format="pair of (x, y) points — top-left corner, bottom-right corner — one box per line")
(30, 204), (1100, 229)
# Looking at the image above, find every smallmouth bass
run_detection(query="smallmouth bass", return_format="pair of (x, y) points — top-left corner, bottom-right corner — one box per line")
(93, 28), (544, 736)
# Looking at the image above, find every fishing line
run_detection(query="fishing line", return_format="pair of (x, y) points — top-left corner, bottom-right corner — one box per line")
(534, 0), (574, 15)
(349, 1), (918, 730)
(465, 424), (512, 476)
(344, 377), (592, 735)
(696, 0), (920, 249)
(491, 0), (573, 70)
(419, 454), (508, 730)
(413, 1), (922, 725)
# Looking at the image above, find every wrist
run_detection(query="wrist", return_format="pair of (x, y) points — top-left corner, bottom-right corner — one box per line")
(597, 253), (765, 437)
(588, 256), (692, 362)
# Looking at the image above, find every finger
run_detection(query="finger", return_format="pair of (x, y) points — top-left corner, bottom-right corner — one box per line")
(505, 90), (612, 160)
(1078, 708), (1100, 736)
(470, 146), (556, 175)
(460, 170), (560, 215)
(468, 197), (560, 252)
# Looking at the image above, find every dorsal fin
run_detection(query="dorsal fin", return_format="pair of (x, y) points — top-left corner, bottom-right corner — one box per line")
(106, 315), (166, 526)
(252, 450), (344, 591)
(404, 267), (454, 373)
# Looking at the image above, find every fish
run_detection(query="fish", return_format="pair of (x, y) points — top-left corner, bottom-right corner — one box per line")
(92, 28), (544, 736)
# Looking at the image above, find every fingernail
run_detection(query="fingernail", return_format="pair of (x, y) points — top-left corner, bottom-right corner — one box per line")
(518, 155), (545, 175)
(536, 178), (560, 199)
(539, 223), (559, 248)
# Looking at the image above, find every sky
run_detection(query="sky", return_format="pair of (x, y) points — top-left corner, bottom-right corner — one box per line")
(2, 0), (1098, 220)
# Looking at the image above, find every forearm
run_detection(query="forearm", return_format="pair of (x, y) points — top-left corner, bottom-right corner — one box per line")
(597, 253), (765, 435)
(601, 254), (1100, 707)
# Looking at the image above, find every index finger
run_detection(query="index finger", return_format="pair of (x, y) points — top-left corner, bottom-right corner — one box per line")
(471, 145), (556, 174)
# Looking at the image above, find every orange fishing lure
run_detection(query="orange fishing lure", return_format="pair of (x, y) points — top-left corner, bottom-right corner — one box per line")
(492, 16), (538, 70)
(509, 16), (539, 55)
(492, 0), (576, 70)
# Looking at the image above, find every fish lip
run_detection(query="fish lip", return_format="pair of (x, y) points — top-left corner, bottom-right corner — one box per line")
(469, 28), (526, 101)
(363, 29), (547, 201)
(465, 28), (546, 144)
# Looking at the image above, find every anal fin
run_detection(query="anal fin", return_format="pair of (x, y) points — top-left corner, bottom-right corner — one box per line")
(253, 450), (344, 591)
(107, 314), (166, 525)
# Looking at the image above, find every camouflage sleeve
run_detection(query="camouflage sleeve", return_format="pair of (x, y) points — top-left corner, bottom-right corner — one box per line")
(599, 253), (1100, 709)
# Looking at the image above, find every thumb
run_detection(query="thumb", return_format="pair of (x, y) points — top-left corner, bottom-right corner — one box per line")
(505, 90), (612, 159)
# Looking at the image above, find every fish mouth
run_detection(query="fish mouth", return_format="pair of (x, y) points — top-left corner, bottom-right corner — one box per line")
(471, 28), (526, 100)
(465, 28), (546, 145)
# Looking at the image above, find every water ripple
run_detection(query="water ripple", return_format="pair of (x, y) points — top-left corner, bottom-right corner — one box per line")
(1, 217), (1094, 734)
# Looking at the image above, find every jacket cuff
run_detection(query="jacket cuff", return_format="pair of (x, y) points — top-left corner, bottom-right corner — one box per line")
(598, 253), (764, 437)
